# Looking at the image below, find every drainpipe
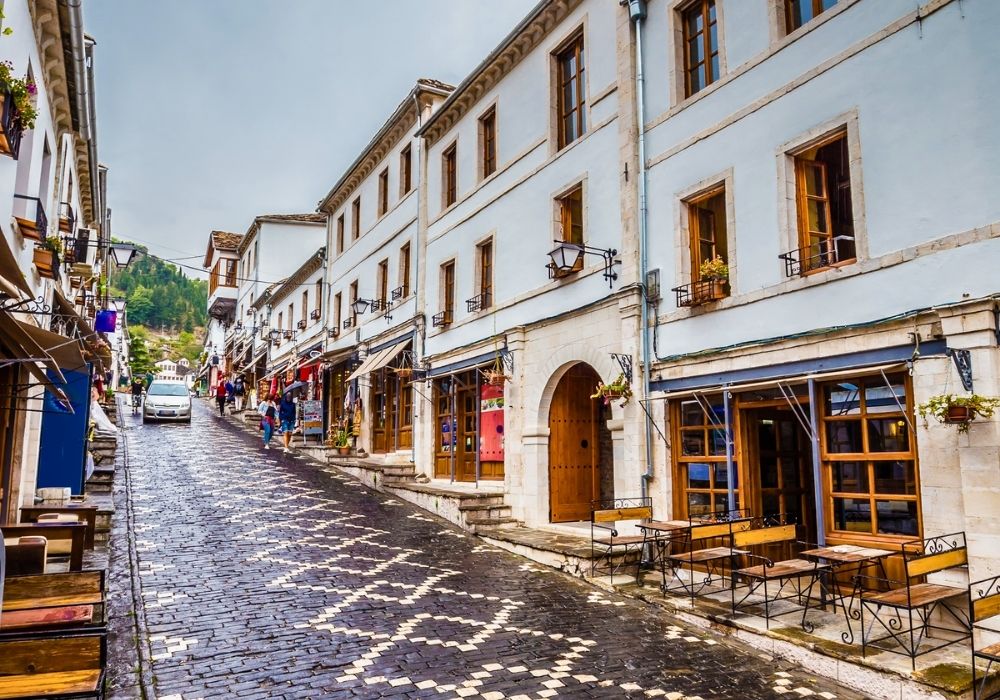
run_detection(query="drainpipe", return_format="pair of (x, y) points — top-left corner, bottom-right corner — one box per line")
(410, 89), (424, 467)
(626, 0), (653, 499)
(63, 1), (93, 142)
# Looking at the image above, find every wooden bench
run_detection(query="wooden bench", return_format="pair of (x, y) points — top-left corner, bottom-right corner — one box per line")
(590, 498), (652, 584)
(730, 521), (829, 630)
(1, 525), (87, 573)
(21, 506), (98, 550)
(3, 538), (47, 576)
(856, 531), (971, 669)
(0, 571), (106, 636)
(970, 575), (1000, 700)
(661, 513), (752, 602)
(0, 634), (106, 699)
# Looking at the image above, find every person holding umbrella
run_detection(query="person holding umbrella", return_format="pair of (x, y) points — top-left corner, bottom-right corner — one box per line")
(278, 391), (297, 453)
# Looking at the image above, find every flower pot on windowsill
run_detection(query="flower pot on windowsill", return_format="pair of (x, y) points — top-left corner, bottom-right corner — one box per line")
(33, 247), (56, 278)
(704, 279), (727, 301)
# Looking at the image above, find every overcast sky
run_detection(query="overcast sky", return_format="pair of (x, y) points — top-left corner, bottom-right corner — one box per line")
(84, 0), (538, 276)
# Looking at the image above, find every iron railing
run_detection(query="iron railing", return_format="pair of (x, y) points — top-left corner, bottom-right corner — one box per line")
(432, 310), (453, 328)
(13, 194), (47, 240)
(671, 279), (727, 307)
(0, 89), (24, 159)
(779, 235), (856, 276)
(465, 291), (491, 313)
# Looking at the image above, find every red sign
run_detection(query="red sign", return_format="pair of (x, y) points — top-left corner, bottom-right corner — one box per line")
(479, 383), (504, 461)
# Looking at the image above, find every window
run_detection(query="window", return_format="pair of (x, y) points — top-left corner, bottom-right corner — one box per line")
(443, 143), (457, 207)
(400, 145), (412, 196)
(301, 291), (308, 323)
(687, 186), (728, 299)
(793, 129), (855, 272)
(673, 397), (738, 517)
(399, 243), (411, 298)
(315, 280), (323, 318)
(440, 261), (455, 322)
(287, 304), (293, 330)
(558, 185), (584, 245)
(277, 312), (283, 334)
(822, 374), (919, 537)
(477, 239), (493, 309)
(785, 0), (838, 33)
(349, 281), (358, 324)
(681, 0), (720, 97)
(378, 168), (389, 216)
(480, 107), (497, 179)
(337, 214), (345, 254)
(377, 259), (389, 303)
(556, 34), (586, 149)
(352, 197), (361, 240)
(333, 292), (342, 329)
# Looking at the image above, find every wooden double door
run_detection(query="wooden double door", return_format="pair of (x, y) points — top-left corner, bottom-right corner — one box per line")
(372, 367), (412, 454)
(548, 364), (602, 523)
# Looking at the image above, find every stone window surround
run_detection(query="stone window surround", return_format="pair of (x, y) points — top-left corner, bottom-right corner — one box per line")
(672, 168), (737, 293)
(439, 259), (457, 325)
(552, 175), (589, 250)
(548, 18), (590, 157)
(666, 0), (729, 110)
(440, 138), (459, 214)
(471, 232), (496, 317)
(477, 100), (499, 183)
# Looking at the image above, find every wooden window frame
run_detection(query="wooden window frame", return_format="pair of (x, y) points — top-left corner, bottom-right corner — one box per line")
(784, 0), (838, 34)
(792, 128), (855, 274)
(336, 214), (345, 255)
(301, 290), (308, 324)
(441, 260), (456, 320)
(557, 184), (585, 245)
(315, 280), (323, 319)
(670, 396), (741, 518)
(477, 239), (493, 310)
(400, 145), (412, 196)
(377, 259), (389, 304)
(820, 373), (921, 542)
(333, 292), (342, 329)
(378, 167), (389, 217)
(680, 0), (720, 98)
(479, 107), (497, 180)
(687, 185), (727, 278)
(442, 143), (458, 208)
(555, 32), (586, 150)
(349, 280), (358, 325)
(400, 243), (411, 298)
(351, 197), (361, 240)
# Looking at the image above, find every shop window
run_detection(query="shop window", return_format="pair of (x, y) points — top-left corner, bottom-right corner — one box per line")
(785, 0), (838, 33)
(400, 144), (412, 196)
(681, 0), (720, 97)
(555, 32), (586, 149)
(378, 168), (389, 217)
(479, 107), (497, 179)
(793, 129), (855, 273)
(822, 374), (919, 538)
(672, 397), (739, 517)
(442, 143), (457, 208)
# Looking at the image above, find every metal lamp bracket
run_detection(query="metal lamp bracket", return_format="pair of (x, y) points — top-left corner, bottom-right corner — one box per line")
(611, 353), (632, 384)
(947, 348), (973, 392)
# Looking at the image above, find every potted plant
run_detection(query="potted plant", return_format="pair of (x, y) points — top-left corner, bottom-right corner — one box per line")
(332, 429), (351, 455)
(393, 366), (414, 380)
(917, 393), (1000, 434)
(33, 236), (61, 278)
(0, 60), (37, 157)
(698, 255), (729, 302)
(590, 373), (633, 407)
(481, 367), (508, 387)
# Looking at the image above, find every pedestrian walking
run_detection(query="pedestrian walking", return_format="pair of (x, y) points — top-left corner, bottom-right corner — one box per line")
(259, 394), (277, 449)
(233, 375), (246, 412)
(215, 375), (228, 416)
(279, 392), (296, 453)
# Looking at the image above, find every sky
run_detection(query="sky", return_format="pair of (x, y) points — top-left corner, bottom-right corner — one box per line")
(84, 0), (539, 276)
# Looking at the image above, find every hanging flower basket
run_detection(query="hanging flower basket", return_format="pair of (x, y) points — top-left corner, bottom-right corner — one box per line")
(394, 367), (414, 379)
(918, 393), (1000, 434)
(481, 368), (508, 387)
(590, 373), (632, 407)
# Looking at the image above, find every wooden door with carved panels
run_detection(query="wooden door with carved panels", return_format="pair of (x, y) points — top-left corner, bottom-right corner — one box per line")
(548, 364), (601, 522)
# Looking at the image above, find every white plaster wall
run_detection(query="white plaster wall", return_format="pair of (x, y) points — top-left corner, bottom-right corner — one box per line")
(268, 265), (326, 366)
(642, 0), (1000, 358)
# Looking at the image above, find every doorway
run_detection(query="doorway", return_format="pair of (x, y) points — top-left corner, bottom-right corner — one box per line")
(548, 363), (605, 523)
(743, 407), (816, 543)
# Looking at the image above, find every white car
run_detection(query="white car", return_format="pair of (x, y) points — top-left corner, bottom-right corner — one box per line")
(143, 380), (192, 423)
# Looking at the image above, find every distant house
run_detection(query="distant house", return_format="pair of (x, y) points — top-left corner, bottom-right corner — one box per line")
(154, 359), (181, 381)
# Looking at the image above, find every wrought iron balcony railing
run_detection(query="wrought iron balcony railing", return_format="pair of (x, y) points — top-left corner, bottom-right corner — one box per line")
(432, 310), (453, 328)
(12, 195), (47, 241)
(296, 319), (307, 330)
(391, 286), (404, 301)
(779, 235), (857, 277)
(671, 279), (727, 308)
(58, 202), (76, 234)
(466, 291), (491, 313)
(0, 89), (25, 160)
(310, 308), (321, 320)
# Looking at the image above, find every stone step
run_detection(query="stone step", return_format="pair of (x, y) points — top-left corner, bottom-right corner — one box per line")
(466, 516), (520, 533)
(459, 504), (512, 521)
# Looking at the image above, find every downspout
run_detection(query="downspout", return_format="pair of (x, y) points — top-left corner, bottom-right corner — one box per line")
(411, 89), (425, 467)
(626, 0), (653, 498)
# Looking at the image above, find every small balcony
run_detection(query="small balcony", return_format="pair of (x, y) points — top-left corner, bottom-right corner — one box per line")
(466, 291), (491, 313)
(58, 202), (76, 234)
(672, 279), (727, 308)
(207, 285), (237, 321)
(283, 329), (294, 339)
(32, 245), (59, 280)
(432, 310), (453, 328)
(12, 195), (47, 242)
(343, 317), (355, 330)
(391, 286), (404, 301)
(0, 89), (25, 160)
(310, 308), (322, 320)
(779, 235), (857, 277)
(296, 319), (307, 330)
(370, 299), (387, 312)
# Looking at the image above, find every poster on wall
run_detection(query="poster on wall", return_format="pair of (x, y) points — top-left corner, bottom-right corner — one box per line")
(479, 383), (504, 461)
(300, 400), (324, 439)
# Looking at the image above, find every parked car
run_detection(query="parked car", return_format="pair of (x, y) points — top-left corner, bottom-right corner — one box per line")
(143, 380), (192, 424)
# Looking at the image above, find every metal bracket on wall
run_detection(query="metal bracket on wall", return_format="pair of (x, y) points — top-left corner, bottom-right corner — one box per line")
(611, 353), (633, 384)
(0, 296), (52, 315)
(499, 345), (514, 373)
(947, 348), (973, 392)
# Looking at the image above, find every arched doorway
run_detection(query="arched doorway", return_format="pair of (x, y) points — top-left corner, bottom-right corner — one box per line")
(548, 363), (609, 522)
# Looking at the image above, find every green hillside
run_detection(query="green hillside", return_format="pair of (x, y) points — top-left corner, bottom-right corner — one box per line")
(111, 245), (207, 333)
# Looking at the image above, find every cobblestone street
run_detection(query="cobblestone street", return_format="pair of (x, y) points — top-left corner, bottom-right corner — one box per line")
(117, 401), (863, 700)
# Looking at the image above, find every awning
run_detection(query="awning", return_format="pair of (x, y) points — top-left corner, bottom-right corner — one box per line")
(261, 359), (290, 383)
(0, 233), (32, 299)
(15, 321), (87, 373)
(346, 339), (410, 383)
(0, 312), (70, 404)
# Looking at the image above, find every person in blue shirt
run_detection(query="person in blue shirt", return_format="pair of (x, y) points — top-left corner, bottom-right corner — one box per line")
(278, 392), (297, 453)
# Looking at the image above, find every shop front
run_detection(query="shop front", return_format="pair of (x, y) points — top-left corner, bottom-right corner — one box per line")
(431, 365), (505, 484)
(346, 337), (413, 455)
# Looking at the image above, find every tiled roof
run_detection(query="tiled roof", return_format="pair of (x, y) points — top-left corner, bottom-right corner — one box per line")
(210, 231), (243, 250)
(417, 78), (456, 92)
(255, 213), (327, 225)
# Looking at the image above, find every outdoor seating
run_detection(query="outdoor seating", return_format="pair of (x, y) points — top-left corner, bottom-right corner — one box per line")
(661, 510), (752, 602)
(0, 633), (106, 699)
(0, 571), (106, 637)
(1, 524), (87, 572)
(970, 575), (1000, 699)
(21, 506), (99, 549)
(590, 497), (652, 583)
(855, 531), (971, 669)
(730, 517), (829, 630)
(3, 538), (47, 576)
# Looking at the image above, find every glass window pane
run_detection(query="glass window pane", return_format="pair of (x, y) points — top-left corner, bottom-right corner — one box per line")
(760, 459), (778, 489)
(681, 429), (706, 456)
(689, 67), (704, 94)
(826, 420), (863, 453)
(688, 462), (710, 489)
(680, 402), (703, 427)
(867, 418), (909, 453)
(686, 9), (703, 36)
(833, 497), (872, 534)
(826, 383), (861, 415)
(806, 199), (828, 233)
(876, 500), (918, 536)
(689, 492), (712, 517)
(873, 461), (916, 495)
(831, 461), (867, 493)
(710, 55), (720, 84)
(762, 493), (780, 519)
(688, 35), (704, 64)
(709, 428), (728, 456)
(713, 463), (737, 488)
(780, 458), (801, 490)
(865, 383), (906, 414)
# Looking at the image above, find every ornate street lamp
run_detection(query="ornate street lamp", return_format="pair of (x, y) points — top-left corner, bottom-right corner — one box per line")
(109, 242), (139, 269)
(546, 241), (619, 289)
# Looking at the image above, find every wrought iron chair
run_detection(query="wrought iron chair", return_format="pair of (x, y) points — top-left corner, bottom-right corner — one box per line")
(660, 509), (752, 603)
(972, 575), (1000, 700)
(590, 497), (652, 584)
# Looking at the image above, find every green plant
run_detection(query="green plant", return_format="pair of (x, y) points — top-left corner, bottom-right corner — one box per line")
(332, 429), (350, 448)
(917, 393), (1000, 433)
(0, 60), (36, 129)
(698, 255), (729, 281)
(591, 373), (633, 406)
(39, 235), (62, 254)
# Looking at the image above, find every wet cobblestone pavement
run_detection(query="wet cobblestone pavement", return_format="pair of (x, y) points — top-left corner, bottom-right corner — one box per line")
(118, 400), (865, 699)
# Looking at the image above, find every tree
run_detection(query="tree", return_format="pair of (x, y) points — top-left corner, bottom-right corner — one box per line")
(128, 326), (154, 378)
